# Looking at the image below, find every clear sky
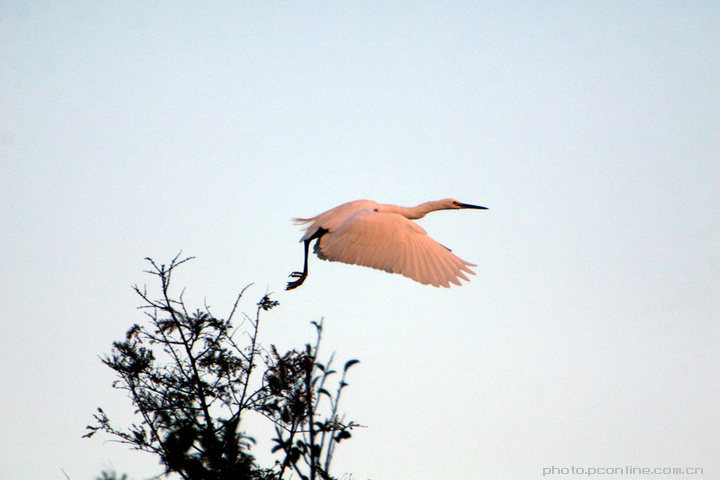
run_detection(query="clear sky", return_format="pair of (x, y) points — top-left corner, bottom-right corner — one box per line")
(1, 2), (719, 479)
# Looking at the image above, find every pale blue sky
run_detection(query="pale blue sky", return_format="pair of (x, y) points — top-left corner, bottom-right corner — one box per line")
(1, 2), (719, 479)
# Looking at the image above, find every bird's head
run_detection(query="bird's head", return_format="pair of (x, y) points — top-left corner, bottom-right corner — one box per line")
(442, 198), (488, 210)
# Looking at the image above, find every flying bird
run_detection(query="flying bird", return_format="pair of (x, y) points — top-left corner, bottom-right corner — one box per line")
(286, 198), (487, 290)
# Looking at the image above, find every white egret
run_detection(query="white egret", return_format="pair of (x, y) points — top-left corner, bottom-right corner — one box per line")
(286, 198), (487, 290)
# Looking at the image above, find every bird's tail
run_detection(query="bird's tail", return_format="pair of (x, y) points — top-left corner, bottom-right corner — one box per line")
(292, 217), (315, 226)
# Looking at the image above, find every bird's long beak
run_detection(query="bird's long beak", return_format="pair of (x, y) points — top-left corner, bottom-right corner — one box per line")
(459, 203), (488, 210)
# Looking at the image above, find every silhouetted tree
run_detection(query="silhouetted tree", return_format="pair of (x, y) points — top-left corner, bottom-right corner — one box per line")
(85, 255), (359, 480)
(260, 326), (359, 480)
(95, 470), (128, 480)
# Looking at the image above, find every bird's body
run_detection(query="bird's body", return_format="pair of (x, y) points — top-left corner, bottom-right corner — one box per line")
(286, 198), (487, 290)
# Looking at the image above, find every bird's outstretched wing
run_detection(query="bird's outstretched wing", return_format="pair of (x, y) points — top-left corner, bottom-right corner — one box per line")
(315, 210), (475, 287)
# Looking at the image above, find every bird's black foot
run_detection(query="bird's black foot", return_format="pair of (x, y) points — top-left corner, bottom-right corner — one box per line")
(286, 271), (307, 290)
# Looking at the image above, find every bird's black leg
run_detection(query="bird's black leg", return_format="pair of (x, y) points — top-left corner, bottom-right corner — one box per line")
(286, 239), (311, 290)
(286, 228), (327, 291)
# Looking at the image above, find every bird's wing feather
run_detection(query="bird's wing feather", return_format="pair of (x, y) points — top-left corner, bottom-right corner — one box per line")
(295, 200), (381, 241)
(316, 211), (475, 287)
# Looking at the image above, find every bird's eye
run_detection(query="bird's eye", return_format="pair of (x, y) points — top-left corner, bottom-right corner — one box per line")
(374, 208), (379, 212)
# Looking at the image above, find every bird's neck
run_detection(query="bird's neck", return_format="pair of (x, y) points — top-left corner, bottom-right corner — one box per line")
(382, 201), (447, 220)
